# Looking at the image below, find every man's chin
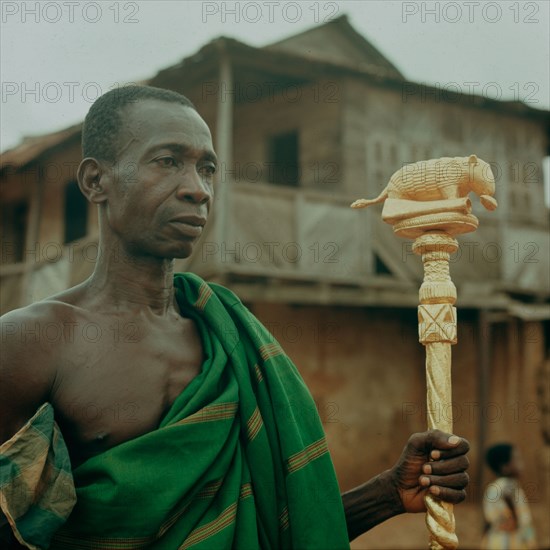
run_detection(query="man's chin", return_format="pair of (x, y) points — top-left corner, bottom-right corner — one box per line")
(141, 239), (197, 261)
(167, 242), (196, 260)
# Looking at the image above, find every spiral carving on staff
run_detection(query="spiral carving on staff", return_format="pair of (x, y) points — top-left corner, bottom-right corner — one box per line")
(424, 343), (455, 549)
(425, 496), (458, 550)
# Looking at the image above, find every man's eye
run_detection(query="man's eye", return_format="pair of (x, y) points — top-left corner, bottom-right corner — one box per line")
(200, 164), (217, 177)
(157, 157), (177, 167)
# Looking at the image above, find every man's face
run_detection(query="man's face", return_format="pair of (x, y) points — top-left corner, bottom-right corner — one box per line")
(103, 99), (217, 259)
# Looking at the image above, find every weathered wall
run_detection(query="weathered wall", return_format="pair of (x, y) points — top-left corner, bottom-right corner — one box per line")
(483, 321), (549, 502)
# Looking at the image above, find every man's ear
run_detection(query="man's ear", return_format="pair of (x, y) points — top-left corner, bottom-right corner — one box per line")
(77, 158), (109, 204)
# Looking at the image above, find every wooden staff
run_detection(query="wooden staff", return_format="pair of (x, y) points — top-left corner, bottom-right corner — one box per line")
(351, 155), (497, 549)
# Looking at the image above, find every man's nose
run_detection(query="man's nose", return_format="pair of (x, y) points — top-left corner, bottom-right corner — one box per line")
(176, 169), (212, 205)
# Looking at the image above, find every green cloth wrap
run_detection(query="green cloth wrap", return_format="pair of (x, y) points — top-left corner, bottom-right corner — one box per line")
(4, 273), (349, 549)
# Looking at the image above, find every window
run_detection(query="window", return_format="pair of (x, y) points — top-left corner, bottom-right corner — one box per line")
(374, 253), (392, 275)
(63, 180), (88, 244)
(268, 131), (299, 186)
(1, 201), (28, 264)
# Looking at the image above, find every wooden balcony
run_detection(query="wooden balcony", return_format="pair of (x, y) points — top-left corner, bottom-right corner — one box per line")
(1, 179), (548, 314)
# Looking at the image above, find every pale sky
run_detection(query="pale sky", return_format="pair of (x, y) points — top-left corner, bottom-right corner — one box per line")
(1, 0), (549, 195)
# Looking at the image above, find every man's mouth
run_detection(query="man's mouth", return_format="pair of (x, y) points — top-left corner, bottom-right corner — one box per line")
(168, 215), (206, 238)
(169, 215), (207, 227)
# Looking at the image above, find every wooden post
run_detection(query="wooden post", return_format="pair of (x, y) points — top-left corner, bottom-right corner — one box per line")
(214, 42), (233, 277)
(19, 166), (42, 306)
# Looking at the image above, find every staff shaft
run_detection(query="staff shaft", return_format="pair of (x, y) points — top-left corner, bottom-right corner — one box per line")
(415, 232), (459, 550)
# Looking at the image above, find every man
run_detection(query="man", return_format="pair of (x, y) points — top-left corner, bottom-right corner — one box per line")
(0, 86), (469, 549)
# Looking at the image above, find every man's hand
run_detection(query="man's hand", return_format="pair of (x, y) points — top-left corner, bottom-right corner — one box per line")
(342, 429), (470, 541)
(389, 429), (470, 514)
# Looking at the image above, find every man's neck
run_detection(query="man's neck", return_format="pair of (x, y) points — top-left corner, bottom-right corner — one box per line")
(87, 241), (179, 316)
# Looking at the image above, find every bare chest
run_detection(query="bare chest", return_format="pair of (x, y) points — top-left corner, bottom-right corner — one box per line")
(51, 315), (203, 466)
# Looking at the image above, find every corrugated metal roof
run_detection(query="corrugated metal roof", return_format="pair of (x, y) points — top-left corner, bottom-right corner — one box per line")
(1, 123), (82, 171)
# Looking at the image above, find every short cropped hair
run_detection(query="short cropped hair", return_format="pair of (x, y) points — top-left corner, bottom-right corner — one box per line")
(485, 443), (513, 476)
(82, 85), (195, 162)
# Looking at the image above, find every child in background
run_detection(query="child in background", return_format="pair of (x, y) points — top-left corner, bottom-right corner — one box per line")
(481, 443), (537, 550)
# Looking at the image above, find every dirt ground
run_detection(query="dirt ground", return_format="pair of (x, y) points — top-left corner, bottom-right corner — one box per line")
(350, 503), (550, 550)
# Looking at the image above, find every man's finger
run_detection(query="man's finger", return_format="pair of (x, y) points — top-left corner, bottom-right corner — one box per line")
(427, 485), (467, 505)
(420, 472), (469, 490)
(408, 430), (470, 456)
(429, 439), (470, 461)
(423, 455), (470, 476)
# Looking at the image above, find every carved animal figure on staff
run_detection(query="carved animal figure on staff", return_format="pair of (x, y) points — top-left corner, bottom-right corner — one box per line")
(351, 154), (498, 211)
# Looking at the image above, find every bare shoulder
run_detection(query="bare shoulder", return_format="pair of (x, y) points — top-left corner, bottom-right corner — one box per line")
(2, 286), (86, 349)
(0, 286), (86, 442)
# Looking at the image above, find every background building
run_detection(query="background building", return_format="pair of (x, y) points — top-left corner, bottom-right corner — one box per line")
(1, 16), (549, 548)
